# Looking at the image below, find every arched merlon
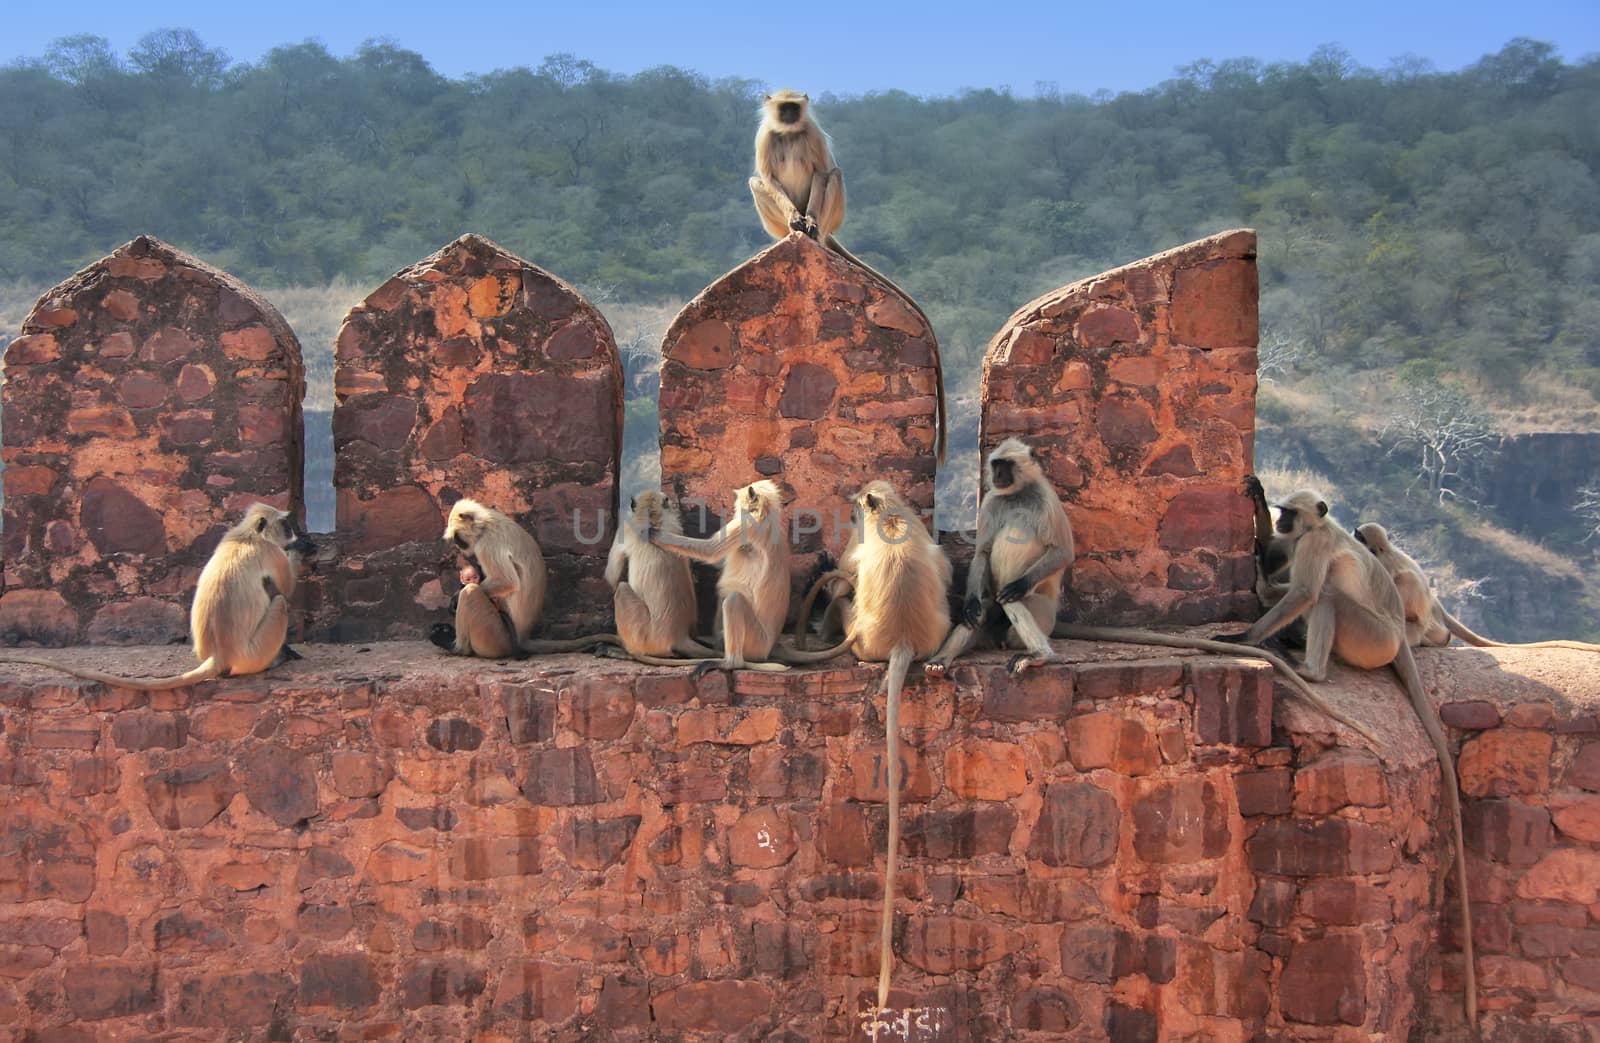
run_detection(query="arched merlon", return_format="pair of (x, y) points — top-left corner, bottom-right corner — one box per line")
(982, 228), (1259, 626)
(325, 234), (622, 640)
(0, 236), (305, 647)
(659, 233), (938, 593)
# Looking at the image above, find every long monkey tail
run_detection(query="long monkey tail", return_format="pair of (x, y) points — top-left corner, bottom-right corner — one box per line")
(1442, 611), (1600, 653)
(876, 641), (914, 1012)
(794, 569), (855, 651)
(521, 633), (623, 654)
(825, 236), (947, 465)
(1050, 624), (1381, 746)
(1390, 642), (1477, 1028)
(0, 655), (221, 692)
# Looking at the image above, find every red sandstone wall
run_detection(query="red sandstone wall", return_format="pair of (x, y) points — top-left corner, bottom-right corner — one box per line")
(324, 235), (623, 640)
(0, 237), (305, 648)
(1421, 660), (1600, 1041)
(0, 638), (1517, 1043)
(981, 229), (1259, 626)
(658, 233), (940, 594)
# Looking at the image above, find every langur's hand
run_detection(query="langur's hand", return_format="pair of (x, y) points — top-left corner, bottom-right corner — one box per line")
(996, 578), (1032, 604)
(962, 594), (984, 628)
(789, 214), (810, 233)
(459, 564), (483, 587)
(1244, 474), (1265, 500)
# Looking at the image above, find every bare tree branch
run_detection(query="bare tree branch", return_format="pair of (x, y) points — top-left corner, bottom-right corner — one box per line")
(1379, 380), (1499, 504)
(1577, 483), (1600, 543)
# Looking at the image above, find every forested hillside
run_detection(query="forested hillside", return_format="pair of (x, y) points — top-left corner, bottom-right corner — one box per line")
(3, 31), (1599, 639)
(2, 32), (1597, 390)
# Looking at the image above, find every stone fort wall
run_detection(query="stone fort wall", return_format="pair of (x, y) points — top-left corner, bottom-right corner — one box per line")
(8, 229), (1591, 1040)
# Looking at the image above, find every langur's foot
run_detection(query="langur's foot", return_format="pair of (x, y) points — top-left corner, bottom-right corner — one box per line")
(924, 660), (950, 679)
(428, 623), (458, 652)
(1212, 630), (1253, 644)
(1007, 652), (1038, 675)
(693, 659), (726, 681)
(277, 645), (304, 663)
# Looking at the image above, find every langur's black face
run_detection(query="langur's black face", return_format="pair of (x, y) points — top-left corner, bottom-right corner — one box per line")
(287, 521), (317, 556)
(777, 100), (802, 124)
(990, 458), (1016, 491)
(1275, 509), (1297, 535)
(1353, 527), (1369, 549)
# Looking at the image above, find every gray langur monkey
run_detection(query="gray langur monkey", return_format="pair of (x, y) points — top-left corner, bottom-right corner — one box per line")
(1356, 522), (1600, 653)
(0, 503), (315, 688)
(749, 88), (948, 463)
(1222, 490), (1477, 1027)
(647, 480), (794, 673)
(428, 498), (617, 658)
(821, 481), (951, 1012)
(1246, 474), (1292, 596)
(1245, 473), (1304, 649)
(924, 438), (1072, 677)
(430, 498), (546, 658)
(598, 491), (723, 666)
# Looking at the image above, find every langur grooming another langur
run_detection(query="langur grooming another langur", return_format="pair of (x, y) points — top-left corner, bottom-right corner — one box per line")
(0, 503), (315, 688)
(925, 438), (1072, 677)
(599, 491), (722, 666)
(1246, 474), (1293, 599)
(749, 89), (948, 463)
(1244, 473), (1303, 649)
(648, 480), (794, 673)
(1221, 490), (1477, 1027)
(1356, 522), (1600, 652)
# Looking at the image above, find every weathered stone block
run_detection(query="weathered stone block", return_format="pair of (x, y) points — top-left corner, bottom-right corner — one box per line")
(1293, 749), (1387, 815)
(1029, 782), (1120, 867)
(1247, 819), (1396, 876)
(1463, 799), (1554, 866)
(1131, 777), (1230, 863)
(1066, 711), (1159, 774)
(651, 979), (775, 1034)
(1458, 728), (1553, 797)
(1280, 934), (1365, 1025)
(1190, 659), (1273, 747)
(298, 952), (379, 1010)
(521, 747), (603, 805)
(63, 961), (158, 1021)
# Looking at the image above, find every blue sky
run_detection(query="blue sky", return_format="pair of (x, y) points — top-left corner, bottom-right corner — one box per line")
(6, 0), (1598, 96)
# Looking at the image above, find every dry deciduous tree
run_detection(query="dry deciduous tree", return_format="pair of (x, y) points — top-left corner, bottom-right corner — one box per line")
(1380, 379), (1499, 504)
